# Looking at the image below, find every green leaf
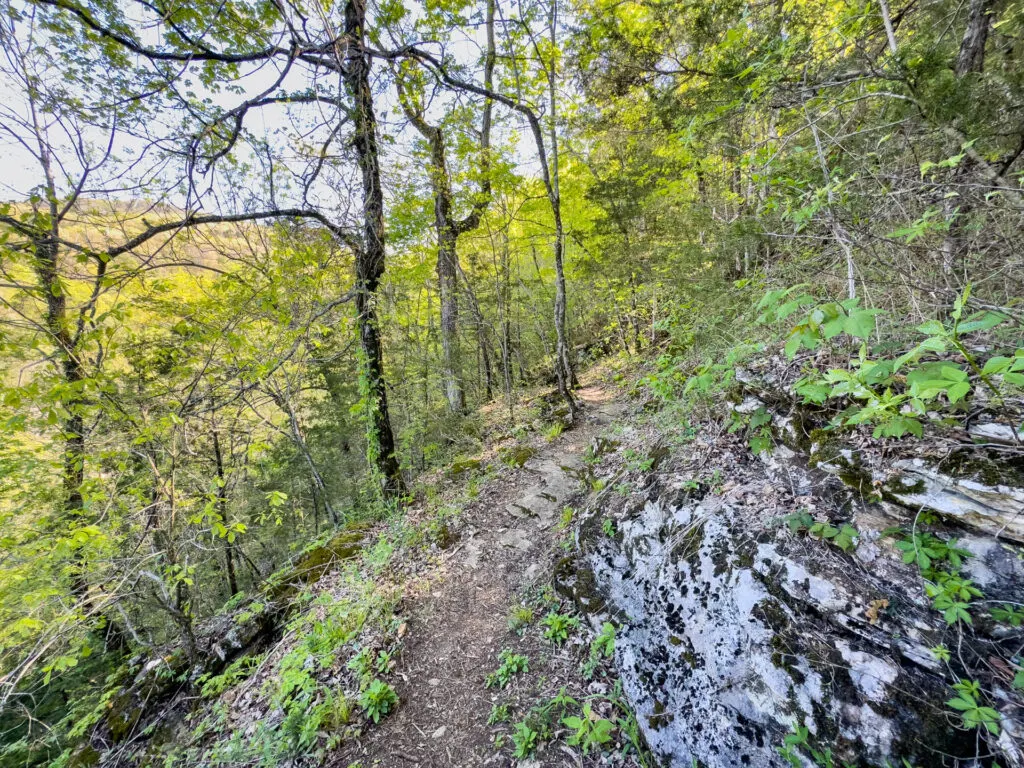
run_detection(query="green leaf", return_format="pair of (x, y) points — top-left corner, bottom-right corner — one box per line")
(843, 309), (878, 339)
(957, 312), (1006, 334)
(982, 356), (1011, 375)
(917, 320), (946, 336)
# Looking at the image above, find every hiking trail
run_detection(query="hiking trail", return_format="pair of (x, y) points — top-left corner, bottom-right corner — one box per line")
(332, 384), (626, 767)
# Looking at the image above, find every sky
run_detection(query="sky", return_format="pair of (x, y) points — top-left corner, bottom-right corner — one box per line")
(0, 0), (547, 214)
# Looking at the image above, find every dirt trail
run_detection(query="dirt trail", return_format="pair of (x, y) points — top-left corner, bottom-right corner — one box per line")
(332, 385), (625, 768)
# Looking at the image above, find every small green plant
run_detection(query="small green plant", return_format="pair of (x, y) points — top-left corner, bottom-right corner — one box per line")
(197, 653), (265, 698)
(486, 650), (529, 689)
(777, 725), (837, 767)
(563, 703), (615, 754)
(544, 421), (566, 441)
(729, 405), (773, 454)
(508, 604), (534, 634)
(488, 702), (511, 725)
(359, 679), (398, 723)
(991, 604), (1024, 627)
(930, 644), (951, 663)
(582, 622), (616, 679)
(602, 518), (616, 537)
(782, 513), (858, 552)
(511, 721), (539, 758)
(946, 679), (1000, 734)
(925, 574), (981, 625)
(558, 505), (575, 529)
(772, 285), (1019, 440)
(347, 646), (375, 681)
(499, 444), (537, 467)
(892, 531), (971, 574)
(541, 611), (580, 645)
(592, 622), (615, 658)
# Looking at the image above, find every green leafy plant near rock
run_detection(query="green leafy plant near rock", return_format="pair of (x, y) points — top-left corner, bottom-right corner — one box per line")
(197, 653), (266, 698)
(782, 512), (859, 552)
(486, 650), (529, 689)
(946, 679), (1001, 735)
(991, 604), (1024, 627)
(488, 702), (511, 725)
(887, 528), (979, 625)
(511, 720), (539, 758)
(541, 611), (580, 645)
(769, 285), (1023, 440)
(562, 702), (615, 754)
(507, 604), (534, 634)
(582, 622), (617, 679)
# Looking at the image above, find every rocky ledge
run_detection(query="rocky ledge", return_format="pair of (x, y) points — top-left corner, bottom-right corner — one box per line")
(559, 389), (1024, 767)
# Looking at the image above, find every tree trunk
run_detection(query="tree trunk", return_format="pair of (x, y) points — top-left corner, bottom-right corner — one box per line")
(956, 0), (993, 77)
(270, 388), (339, 525)
(438, 220), (465, 412)
(343, 0), (406, 499)
(212, 430), (239, 597)
(547, 0), (577, 402)
(938, 0), (993, 282)
(395, 0), (495, 414)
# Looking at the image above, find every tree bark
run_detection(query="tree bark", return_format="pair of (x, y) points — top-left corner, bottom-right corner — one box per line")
(212, 429), (239, 597)
(394, 0), (495, 414)
(343, 0), (406, 499)
(547, 0), (577, 400)
(956, 0), (993, 77)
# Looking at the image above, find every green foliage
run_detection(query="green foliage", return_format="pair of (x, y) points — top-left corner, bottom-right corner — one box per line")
(544, 421), (566, 441)
(780, 286), (1019, 440)
(889, 528), (980, 624)
(592, 622), (616, 659)
(990, 604), (1024, 627)
(946, 680), (1001, 735)
(925, 575), (982, 626)
(358, 679), (398, 724)
(728, 406), (773, 454)
(486, 650), (529, 689)
(562, 703), (615, 754)
(778, 725), (841, 768)
(488, 703), (511, 725)
(892, 532), (971, 575)
(541, 611), (580, 645)
(198, 653), (266, 698)
(511, 721), (539, 758)
(757, 289), (880, 357)
(783, 513), (859, 552)
(507, 604), (534, 634)
(582, 622), (616, 679)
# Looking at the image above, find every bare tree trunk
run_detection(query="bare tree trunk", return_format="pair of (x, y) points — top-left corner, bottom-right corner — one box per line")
(270, 387), (339, 525)
(395, 0), (495, 414)
(212, 430), (239, 596)
(343, 0), (406, 499)
(805, 102), (857, 299)
(936, 0), (994, 282)
(956, 0), (993, 76)
(547, 0), (577, 399)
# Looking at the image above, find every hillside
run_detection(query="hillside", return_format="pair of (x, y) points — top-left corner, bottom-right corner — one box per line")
(2, 0), (1024, 766)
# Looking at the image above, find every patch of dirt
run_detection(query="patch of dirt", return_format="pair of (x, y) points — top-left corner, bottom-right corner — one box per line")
(330, 384), (629, 768)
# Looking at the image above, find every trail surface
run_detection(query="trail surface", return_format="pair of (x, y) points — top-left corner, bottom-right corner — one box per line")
(332, 385), (625, 767)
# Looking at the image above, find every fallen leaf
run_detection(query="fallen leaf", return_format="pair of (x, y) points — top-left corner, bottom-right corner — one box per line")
(865, 598), (889, 625)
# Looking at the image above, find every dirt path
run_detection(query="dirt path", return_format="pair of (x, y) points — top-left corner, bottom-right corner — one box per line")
(332, 385), (625, 768)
